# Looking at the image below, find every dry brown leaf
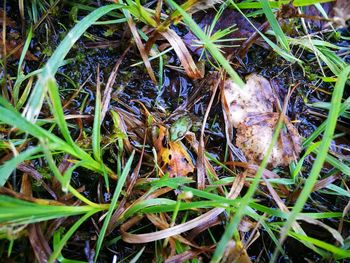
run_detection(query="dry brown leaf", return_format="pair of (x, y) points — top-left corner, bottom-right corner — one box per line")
(121, 207), (225, 243)
(121, 162), (245, 244)
(101, 45), (130, 123)
(126, 16), (157, 84)
(160, 29), (203, 80)
(196, 72), (221, 189)
(153, 125), (194, 177)
(146, 213), (203, 249)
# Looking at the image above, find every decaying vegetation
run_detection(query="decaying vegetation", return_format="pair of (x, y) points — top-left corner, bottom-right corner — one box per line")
(0, 0), (350, 262)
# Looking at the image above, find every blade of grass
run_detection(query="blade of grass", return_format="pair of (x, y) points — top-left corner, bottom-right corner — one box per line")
(291, 142), (321, 181)
(211, 109), (285, 262)
(303, 96), (350, 147)
(229, 0), (300, 63)
(94, 151), (135, 262)
(23, 4), (122, 122)
(0, 100), (71, 151)
(236, 0), (333, 9)
(165, 0), (244, 87)
(47, 78), (76, 149)
(288, 232), (350, 259)
(14, 26), (33, 103)
(52, 231), (87, 263)
(0, 195), (100, 224)
(0, 96), (112, 177)
(271, 66), (350, 262)
(92, 68), (109, 191)
(129, 246), (146, 263)
(260, 0), (289, 51)
(0, 146), (42, 186)
(49, 210), (97, 263)
(41, 139), (106, 207)
(92, 68), (102, 162)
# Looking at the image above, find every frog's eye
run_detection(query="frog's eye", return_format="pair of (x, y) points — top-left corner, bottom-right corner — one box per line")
(178, 131), (184, 137)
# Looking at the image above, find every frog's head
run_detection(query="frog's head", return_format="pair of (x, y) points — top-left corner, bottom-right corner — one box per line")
(169, 116), (192, 142)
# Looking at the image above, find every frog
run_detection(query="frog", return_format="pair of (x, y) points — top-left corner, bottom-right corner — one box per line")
(169, 115), (193, 142)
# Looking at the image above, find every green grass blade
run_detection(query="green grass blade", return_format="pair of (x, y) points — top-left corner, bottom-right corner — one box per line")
(0, 146), (42, 186)
(47, 78), (76, 148)
(17, 27), (33, 78)
(303, 96), (350, 147)
(0, 97), (108, 175)
(292, 142), (321, 181)
(14, 26), (33, 103)
(236, 0), (333, 9)
(0, 101), (70, 151)
(289, 232), (350, 259)
(211, 110), (285, 262)
(94, 151), (135, 262)
(165, 0), (244, 87)
(41, 139), (71, 191)
(49, 210), (97, 263)
(23, 4), (122, 122)
(260, 0), (289, 51)
(323, 153), (350, 176)
(271, 66), (350, 261)
(229, 0), (299, 63)
(92, 78), (102, 162)
(0, 195), (98, 224)
(92, 75), (109, 190)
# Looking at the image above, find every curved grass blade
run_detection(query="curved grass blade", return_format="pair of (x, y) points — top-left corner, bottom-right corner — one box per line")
(47, 78), (76, 148)
(0, 146), (42, 186)
(94, 151), (135, 262)
(0, 195), (99, 225)
(229, 0), (299, 63)
(260, 0), (289, 51)
(0, 103), (70, 151)
(23, 4), (122, 122)
(0, 99), (108, 175)
(14, 26), (33, 103)
(165, 0), (244, 87)
(271, 66), (350, 261)
(49, 210), (98, 263)
(211, 106), (286, 262)
(289, 232), (350, 259)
